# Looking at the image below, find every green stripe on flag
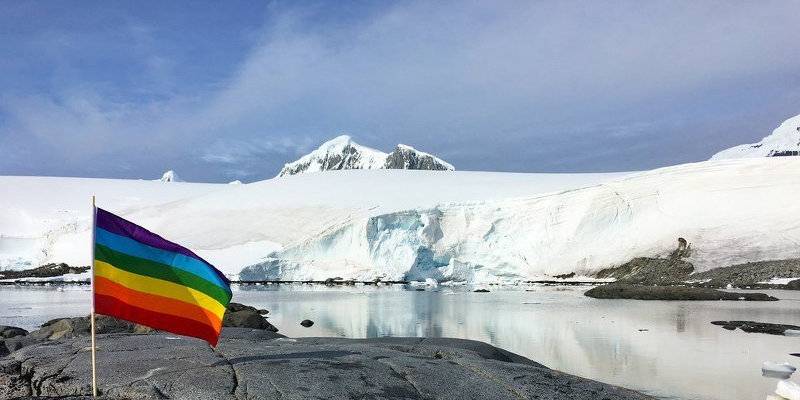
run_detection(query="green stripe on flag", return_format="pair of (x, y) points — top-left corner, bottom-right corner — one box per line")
(95, 244), (232, 306)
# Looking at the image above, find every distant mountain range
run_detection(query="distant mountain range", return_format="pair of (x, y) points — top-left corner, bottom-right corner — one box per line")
(712, 114), (800, 160)
(162, 112), (800, 184)
(278, 135), (454, 177)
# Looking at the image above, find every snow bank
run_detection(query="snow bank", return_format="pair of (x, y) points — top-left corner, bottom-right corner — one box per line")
(2, 157), (800, 283)
(0, 176), (223, 269)
(241, 157), (800, 282)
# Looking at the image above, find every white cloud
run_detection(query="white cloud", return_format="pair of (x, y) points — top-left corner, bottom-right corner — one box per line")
(2, 1), (800, 179)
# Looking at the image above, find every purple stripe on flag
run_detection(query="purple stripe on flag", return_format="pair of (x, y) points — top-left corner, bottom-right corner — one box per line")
(95, 208), (229, 284)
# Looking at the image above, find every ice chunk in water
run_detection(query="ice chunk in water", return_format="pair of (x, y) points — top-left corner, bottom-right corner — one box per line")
(763, 362), (797, 379)
(776, 380), (800, 400)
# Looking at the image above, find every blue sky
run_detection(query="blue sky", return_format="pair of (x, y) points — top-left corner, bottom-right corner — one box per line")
(1, 1), (799, 182)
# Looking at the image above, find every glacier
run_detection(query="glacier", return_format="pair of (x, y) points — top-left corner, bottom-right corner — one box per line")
(1, 157), (799, 283)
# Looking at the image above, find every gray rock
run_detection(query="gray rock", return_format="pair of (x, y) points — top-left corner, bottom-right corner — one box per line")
(710, 320), (800, 335)
(0, 263), (89, 280)
(31, 315), (154, 341)
(691, 259), (800, 287)
(788, 279), (800, 290)
(222, 303), (278, 332)
(594, 257), (694, 285)
(2, 303), (277, 356)
(0, 329), (653, 399)
(0, 326), (27, 339)
(585, 284), (779, 301)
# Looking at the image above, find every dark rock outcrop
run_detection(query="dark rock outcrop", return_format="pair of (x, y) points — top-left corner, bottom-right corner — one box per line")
(0, 329), (654, 399)
(594, 238), (694, 285)
(585, 284), (778, 301)
(0, 326), (27, 339)
(711, 321), (800, 335)
(691, 259), (800, 287)
(223, 303), (278, 331)
(594, 257), (694, 285)
(0, 263), (89, 280)
(384, 145), (454, 171)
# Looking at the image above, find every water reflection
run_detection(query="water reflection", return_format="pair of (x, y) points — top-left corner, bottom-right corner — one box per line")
(4, 284), (800, 400)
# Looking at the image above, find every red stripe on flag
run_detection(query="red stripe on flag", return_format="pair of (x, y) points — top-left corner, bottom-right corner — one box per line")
(94, 276), (223, 330)
(95, 293), (222, 346)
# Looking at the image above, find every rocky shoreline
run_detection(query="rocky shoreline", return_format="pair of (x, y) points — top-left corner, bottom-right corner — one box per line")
(0, 306), (654, 399)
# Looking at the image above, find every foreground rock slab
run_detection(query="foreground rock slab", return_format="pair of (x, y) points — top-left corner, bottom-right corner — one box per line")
(585, 284), (779, 301)
(0, 329), (653, 400)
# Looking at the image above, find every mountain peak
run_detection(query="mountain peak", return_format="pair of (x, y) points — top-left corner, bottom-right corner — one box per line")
(278, 136), (454, 177)
(711, 114), (800, 160)
(386, 144), (454, 171)
(156, 170), (182, 183)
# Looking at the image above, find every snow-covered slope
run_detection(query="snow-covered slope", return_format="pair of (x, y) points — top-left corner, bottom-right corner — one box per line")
(278, 135), (454, 177)
(2, 157), (799, 283)
(711, 114), (800, 160)
(0, 176), (223, 270)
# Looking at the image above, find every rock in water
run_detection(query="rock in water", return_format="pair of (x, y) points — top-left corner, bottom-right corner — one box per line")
(710, 321), (800, 335)
(300, 319), (314, 327)
(762, 361), (796, 379)
(222, 303), (278, 332)
(585, 284), (778, 301)
(474, 288), (490, 293)
(0, 330), (655, 399)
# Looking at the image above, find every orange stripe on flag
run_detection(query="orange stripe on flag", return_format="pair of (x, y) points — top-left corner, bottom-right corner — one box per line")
(95, 276), (222, 332)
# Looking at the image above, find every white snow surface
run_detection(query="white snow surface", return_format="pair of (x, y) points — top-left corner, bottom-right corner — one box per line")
(712, 114), (800, 160)
(0, 176), (223, 269)
(2, 157), (800, 283)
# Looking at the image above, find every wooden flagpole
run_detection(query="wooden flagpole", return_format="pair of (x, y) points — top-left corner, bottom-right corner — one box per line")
(90, 195), (98, 397)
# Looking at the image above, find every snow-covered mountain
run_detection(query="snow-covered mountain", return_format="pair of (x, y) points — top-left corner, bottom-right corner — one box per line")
(2, 157), (799, 283)
(155, 170), (182, 182)
(711, 114), (800, 160)
(278, 135), (454, 177)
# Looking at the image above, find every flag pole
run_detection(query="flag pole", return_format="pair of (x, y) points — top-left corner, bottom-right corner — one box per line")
(90, 195), (98, 397)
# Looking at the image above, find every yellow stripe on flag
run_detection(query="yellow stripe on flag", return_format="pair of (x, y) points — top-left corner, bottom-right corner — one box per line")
(93, 260), (227, 318)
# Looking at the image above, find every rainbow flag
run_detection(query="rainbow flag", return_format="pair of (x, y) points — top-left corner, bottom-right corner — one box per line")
(92, 208), (231, 346)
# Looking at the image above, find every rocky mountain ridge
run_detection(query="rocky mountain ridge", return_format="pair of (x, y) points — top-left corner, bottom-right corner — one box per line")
(278, 135), (454, 177)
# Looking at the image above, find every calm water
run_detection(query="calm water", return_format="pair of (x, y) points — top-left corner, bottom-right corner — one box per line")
(3, 284), (799, 400)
